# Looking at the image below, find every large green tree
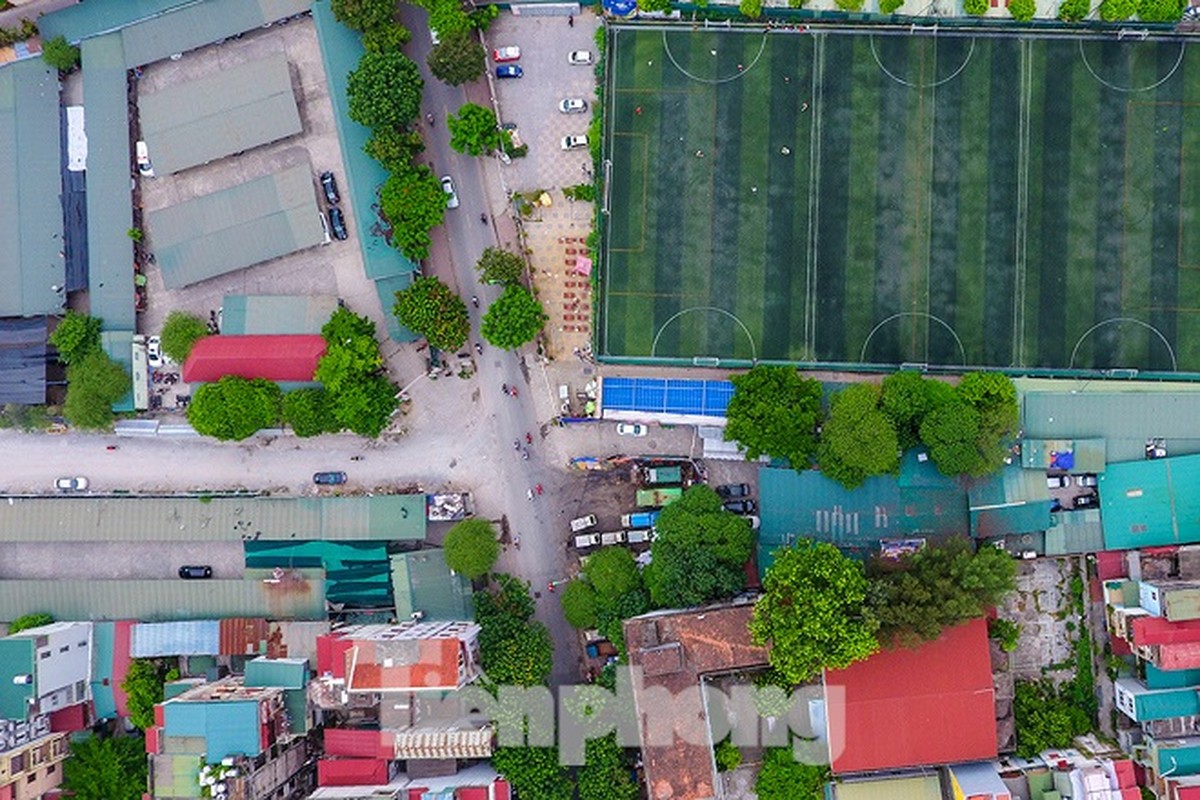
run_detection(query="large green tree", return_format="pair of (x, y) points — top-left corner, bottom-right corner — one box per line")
(561, 579), (598, 629)
(42, 36), (80, 72)
(724, 365), (822, 466)
(444, 518), (500, 579)
(578, 734), (639, 800)
(393, 276), (469, 351)
(448, 102), (503, 156)
(62, 735), (147, 800)
(918, 373), (1017, 477)
(363, 127), (425, 172)
(653, 485), (754, 566)
(49, 311), (101, 364)
(754, 747), (829, 800)
(644, 543), (743, 609)
(475, 247), (526, 286)
(347, 50), (423, 130)
(314, 308), (397, 438)
(750, 540), (880, 684)
(492, 746), (574, 800)
(475, 574), (553, 686)
(160, 311), (209, 363)
(362, 23), (412, 53)
(582, 546), (641, 600)
(282, 388), (339, 437)
(63, 351), (131, 430)
(879, 371), (952, 450)
(867, 536), (1016, 647)
(122, 659), (179, 731)
(187, 376), (282, 440)
(817, 383), (900, 489)
(428, 29), (487, 86)
(379, 162), (447, 261)
(331, 0), (396, 31)
(1013, 680), (1091, 757)
(481, 285), (546, 350)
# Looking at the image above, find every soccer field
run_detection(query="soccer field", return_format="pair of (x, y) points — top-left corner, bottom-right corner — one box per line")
(599, 27), (1200, 373)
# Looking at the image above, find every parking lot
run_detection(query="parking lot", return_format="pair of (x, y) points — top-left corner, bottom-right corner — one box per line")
(134, 18), (380, 339)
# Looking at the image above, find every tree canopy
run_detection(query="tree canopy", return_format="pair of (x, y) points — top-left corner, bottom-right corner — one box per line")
(724, 365), (823, 466)
(379, 162), (448, 261)
(817, 383), (900, 489)
(475, 247), (526, 286)
(578, 734), (639, 800)
(314, 308), (397, 438)
(331, 0), (396, 31)
(754, 747), (829, 800)
(918, 373), (1018, 477)
(187, 376), (282, 440)
(750, 540), (880, 684)
(1013, 680), (1091, 757)
(160, 311), (209, 363)
(347, 50), (423, 130)
(362, 23), (412, 53)
(444, 518), (500, 579)
(364, 127), (425, 172)
(63, 351), (131, 430)
(475, 574), (553, 687)
(481, 285), (546, 350)
(49, 311), (101, 364)
(122, 659), (179, 731)
(42, 36), (80, 72)
(7, 613), (52, 634)
(282, 388), (339, 438)
(879, 371), (952, 450)
(1058, 0), (1091, 17)
(448, 102), (503, 156)
(582, 546), (641, 600)
(62, 735), (147, 800)
(428, 29), (487, 86)
(561, 579), (598, 629)
(393, 276), (470, 352)
(492, 746), (574, 800)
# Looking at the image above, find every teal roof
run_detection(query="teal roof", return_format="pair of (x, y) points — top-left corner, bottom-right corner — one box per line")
(968, 467), (1054, 539)
(89, 621), (118, 718)
(0, 638), (35, 719)
(376, 273), (420, 342)
(101, 329), (135, 412)
(220, 295), (339, 335)
(1150, 735), (1200, 776)
(245, 540), (394, 608)
(1100, 454), (1200, 550)
(1146, 664), (1200, 689)
(285, 687), (309, 733)
(1044, 508), (1104, 556)
(0, 59), (65, 317)
(163, 698), (261, 760)
(391, 549), (474, 622)
(149, 164), (325, 289)
(40, 0), (197, 44)
(1020, 439), (1107, 474)
(244, 657), (308, 689)
(1023, 391), (1200, 463)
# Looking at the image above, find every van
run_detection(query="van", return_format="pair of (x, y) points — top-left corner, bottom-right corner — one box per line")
(570, 514), (598, 532)
(573, 533), (601, 550)
(600, 531), (627, 546)
(627, 529), (656, 545)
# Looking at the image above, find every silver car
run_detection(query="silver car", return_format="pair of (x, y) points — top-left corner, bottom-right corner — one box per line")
(441, 175), (460, 209)
(559, 98), (588, 114)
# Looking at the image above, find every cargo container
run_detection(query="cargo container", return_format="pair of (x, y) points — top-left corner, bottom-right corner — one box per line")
(620, 510), (661, 529)
(635, 487), (682, 508)
(644, 466), (682, 485)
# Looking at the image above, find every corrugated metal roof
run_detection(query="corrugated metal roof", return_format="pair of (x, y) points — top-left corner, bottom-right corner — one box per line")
(1101, 454), (1200, 550)
(150, 163), (324, 289)
(40, 0), (198, 45)
(390, 725), (494, 760)
(1023, 391), (1200, 463)
(132, 620), (220, 657)
(89, 621), (118, 718)
(221, 294), (339, 335)
(1021, 439), (1107, 473)
(139, 53), (302, 175)
(244, 657), (308, 689)
(391, 550), (474, 623)
(182, 334), (326, 383)
(245, 540), (395, 608)
(0, 639), (35, 719)
(968, 466), (1054, 539)
(163, 698), (261, 760)
(833, 775), (942, 800)
(0, 60), (65, 317)
(81, 33), (135, 332)
(1044, 509), (1104, 556)
(101, 329), (135, 412)
(0, 494), (426, 542)
(0, 569), (326, 621)
(0, 318), (49, 405)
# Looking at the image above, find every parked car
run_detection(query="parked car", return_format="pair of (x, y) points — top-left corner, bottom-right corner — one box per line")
(742, 515), (761, 531)
(574, 532), (601, 550)
(320, 171), (340, 205)
(600, 531), (627, 546)
(627, 528), (657, 545)
(561, 134), (589, 150)
(493, 45), (521, 62)
(568, 50), (593, 65)
(1046, 474), (1070, 489)
(1076, 474), (1098, 487)
(146, 335), (163, 369)
(313, 471), (347, 485)
(1074, 493), (1099, 509)
(55, 476), (88, 492)
(328, 207), (348, 240)
(559, 98), (588, 114)
(178, 565), (213, 579)
(496, 65), (524, 79)
(716, 483), (750, 499)
(616, 422), (646, 437)
(441, 175), (460, 209)
(570, 514), (598, 532)
(136, 140), (154, 177)
(723, 499), (756, 514)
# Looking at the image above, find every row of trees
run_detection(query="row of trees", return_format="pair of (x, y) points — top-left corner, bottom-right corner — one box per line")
(724, 366), (1019, 487)
(49, 312), (131, 430)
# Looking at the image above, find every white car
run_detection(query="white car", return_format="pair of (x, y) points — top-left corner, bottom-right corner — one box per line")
(561, 134), (589, 151)
(55, 476), (88, 492)
(146, 335), (163, 368)
(136, 140), (154, 177)
(616, 423), (647, 437)
(568, 50), (593, 66)
(559, 98), (588, 114)
(441, 175), (460, 209)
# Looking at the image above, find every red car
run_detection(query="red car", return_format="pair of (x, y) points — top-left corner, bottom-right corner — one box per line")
(493, 45), (521, 62)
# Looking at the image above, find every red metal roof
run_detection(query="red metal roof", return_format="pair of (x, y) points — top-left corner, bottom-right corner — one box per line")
(113, 620), (134, 717)
(458, 789), (487, 800)
(348, 638), (461, 691)
(316, 634), (352, 678)
(219, 618), (272, 656)
(323, 727), (392, 760)
(1159, 642), (1200, 670)
(1132, 616), (1200, 645)
(181, 335), (326, 383)
(1177, 787), (1200, 800)
(317, 758), (388, 787)
(1096, 551), (1128, 581)
(48, 702), (88, 733)
(825, 618), (997, 774)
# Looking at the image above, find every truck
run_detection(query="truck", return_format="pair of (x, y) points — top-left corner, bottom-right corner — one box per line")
(644, 466), (682, 485)
(635, 487), (683, 508)
(573, 533), (601, 550)
(627, 528), (656, 545)
(570, 514), (598, 532)
(600, 530), (627, 546)
(620, 510), (661, 529)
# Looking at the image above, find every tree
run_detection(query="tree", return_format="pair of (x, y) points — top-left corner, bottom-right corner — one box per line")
(956, 372), (1018, 442)
(880, 0), (904, 12)
(1013, 680), (1090, 757)
(817, 384), (899, 489)
(315, 308), (397, 438)
(918, 373), (1017, 478)
(755, 747), (829, 800)
(331, 0), (396, 32)
(379, 162), (448, 261)
(362, 23), (412, 53)
(724, 365), (822, 466)
(62, 735), (147, 800)
(63, 351), (130, 430)
(160, 311), (209, 363)
(448, 103), (503, 156)
(867, 536), (1016, 647)
(444, 519), (500, 579)
(715, 738), (742, 772)
(7, 613), (52, 634)
(880, 371), (952, 450)
(750, 540), (880, 684)
(645, 542), (744, 609)
(638, 0), (672, 10)
(393, 276), (469, 351)
(493, 746), (575, 800)
(475, 247), (526, 286)
(1008, 0), (1036, 19)
(1058, 0), (1091, 18)
(582, 547), (641, 600)
(428, 29), (487, 86)
(122, 659), (179, 731)
(49, 311), (101, 364)
(578, 734), (638, 800)
(283, 388), (339, 437)
(739, 0), (763, 17)
(481, 285), (546, 350)
(187, 376), (282, 440)
(1100, 0), (1135, 17)
(561, 579), (598, 629)
(964, 0), (988, 13)
(1137, 0), (1184, 21)
(347, 50), (423, 130)
(919, 399), (985, 476)
(364, 127), (425, 172)
(42, 36), (80, 71)
(475, 575), (553, 686)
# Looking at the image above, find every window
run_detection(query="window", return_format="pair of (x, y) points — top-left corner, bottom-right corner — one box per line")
(27, 772), (35, 783)
(47, 764), (56, 774)
(58, 645), (69, 653)
(39, 651), (50, 660)
(78, 641), (86, 648)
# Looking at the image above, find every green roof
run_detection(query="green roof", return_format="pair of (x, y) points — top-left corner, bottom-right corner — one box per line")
(0, 638), (35, 719)
(40, 0), (198, 44)
(0, 60), (65, 317)
(1020, 439), (1107, 473)
(1100, 454), (1200, 550)
(220, 295), (339, 335)
(150, 164), (325, 289)
(1023, 390), (1200, 463)
(391, 550), (474, 622)
(375, 273), (420, 342)
(0, 570), (326, 622)
(968, 466), (1054, 539)
(244, 540), (394, 608)
(1044, 508), (1104, 556)
(0, 494), (426, 542)
(101, 330), (135, 412)
(139, 53), (301, 175)
(245, 657), (308, 689)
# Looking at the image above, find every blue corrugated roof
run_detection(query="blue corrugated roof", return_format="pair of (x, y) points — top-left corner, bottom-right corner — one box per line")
(1100, 454), (1200, 550)
(163, 699), (262, 760)
(131, 620), (220, 657)
(602, 377), (734, 417)
(245, 657), (308, 689)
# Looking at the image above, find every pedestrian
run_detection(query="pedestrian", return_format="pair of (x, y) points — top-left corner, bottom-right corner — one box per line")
(568, 14), (574, 26)
(635, 106), (643, 115)
(801, 102), (809, 112)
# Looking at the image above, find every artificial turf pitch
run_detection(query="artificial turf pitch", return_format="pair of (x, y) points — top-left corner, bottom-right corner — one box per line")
(599, 27), (1200, 372)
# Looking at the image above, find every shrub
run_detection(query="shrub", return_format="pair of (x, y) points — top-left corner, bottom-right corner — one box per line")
(880, 0), (905, 11)
(1099, 0), (1135, 18)
(1137, 0), (1184, 21)
(964, 0), (989, 14)
(160, 311), (209, 363)
(1058, 0), (1090, 18)
(714, 739), (742, 772)
(42, 36), (80, 72)
(989, 618), (1021, 653)
(443, 519), (500, 579)
(835, 0), (864, 9)
(49, 312), (101, 365)
(8, 613), (52, 634)
(739, 0), (763, 17)
(187, 376), (282, 440)
(1009, 0), (1036, 18)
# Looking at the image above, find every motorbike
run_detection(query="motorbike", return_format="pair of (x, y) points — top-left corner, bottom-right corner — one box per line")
(471, 296), (479, 308)
(521, 449), (529, 461)
(534, 483), (543, 495)
(475, 343), (483, 355)
(513, 440), (520, 451)
(479, 213), (488, 225)
(525, 432), (532, 445)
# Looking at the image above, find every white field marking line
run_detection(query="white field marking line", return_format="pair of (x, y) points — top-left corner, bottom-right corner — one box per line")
(860, 312), (967, 365)
(1012, 38), (1033, 367)
(924, 33), (939, 364)
(661, 28), (769, 86)
(869, 34), (975, 90)
(650, 306), (758, 362)
(1077, 38), (1185, 94)
(1068, 317), (1178, 372)
(806, 34), (824, 355)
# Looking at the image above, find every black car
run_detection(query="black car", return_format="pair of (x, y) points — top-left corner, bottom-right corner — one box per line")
(313, 471), (347, 485)
(716, 483), (750, 499)
(320, 171), (340, 205)
(328, 207), (348, 240)
(723, 499), (757, 514)
(178, 565), (213, 579)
